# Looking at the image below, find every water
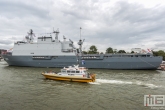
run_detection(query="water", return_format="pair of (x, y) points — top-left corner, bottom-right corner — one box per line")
(0, 61), (165, 110)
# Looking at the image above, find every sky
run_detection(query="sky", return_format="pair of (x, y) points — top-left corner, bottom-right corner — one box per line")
(0, 0), (165, 53)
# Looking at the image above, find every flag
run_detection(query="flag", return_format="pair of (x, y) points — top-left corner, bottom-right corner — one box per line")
(147, 49), (152, 53)
(1, 50), (7, 54)
(82, 60), (85, 65)
(7, 48), (13, 52)
(147, 49), (151, 52)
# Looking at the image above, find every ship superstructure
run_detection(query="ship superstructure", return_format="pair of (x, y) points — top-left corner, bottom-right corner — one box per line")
(13, 29), (76, 56)
(1, 29), (162, 69)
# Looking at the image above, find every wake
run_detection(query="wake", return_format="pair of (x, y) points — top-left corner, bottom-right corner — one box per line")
(89, 79), (161, 89)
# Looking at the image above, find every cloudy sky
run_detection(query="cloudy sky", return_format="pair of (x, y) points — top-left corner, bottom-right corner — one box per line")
(0, 0), (165, 53)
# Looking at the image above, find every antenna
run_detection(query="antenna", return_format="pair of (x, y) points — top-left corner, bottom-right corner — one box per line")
(69, 39), (73, 44)
(77, 27), (85, 54)
(27, 29), (35, 43)
(80, 27), (82, 40)
(63, 35), (66, 41)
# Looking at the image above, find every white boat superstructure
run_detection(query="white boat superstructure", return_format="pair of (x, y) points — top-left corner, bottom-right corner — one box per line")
(57, 65), (90, 77)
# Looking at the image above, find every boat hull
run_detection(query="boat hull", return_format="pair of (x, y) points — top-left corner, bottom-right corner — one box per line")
(42, 73), (95, 83)
(2, 55), (162, 70)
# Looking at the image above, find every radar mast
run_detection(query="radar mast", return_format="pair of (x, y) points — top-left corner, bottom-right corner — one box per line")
(77, 27), (85, 54)
(26, 29), (35, 43)
(53, 28), (60, 41)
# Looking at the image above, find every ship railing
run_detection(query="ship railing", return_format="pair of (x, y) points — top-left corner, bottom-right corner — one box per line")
(62, 49), (73, 52)
(1, 52), (12, 55)
(81, 54), (100, 56)
(14, 41), (27, 44)
(6, 52), (12, 55)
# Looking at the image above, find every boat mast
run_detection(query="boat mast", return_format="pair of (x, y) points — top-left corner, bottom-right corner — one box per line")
(77, 27), (85, 65)
(78, 27), (85, 54)
(26, 29), (35, 43)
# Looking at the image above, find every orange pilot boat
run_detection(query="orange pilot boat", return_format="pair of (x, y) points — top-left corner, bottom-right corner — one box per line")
(42, 65), (96, 83)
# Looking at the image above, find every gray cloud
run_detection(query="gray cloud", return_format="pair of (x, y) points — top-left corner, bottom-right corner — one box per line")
(155, 42), (165, 47)
(0, 39), (13, 45)
(0, 0), (165, 52)
(0, 0), (50, 19)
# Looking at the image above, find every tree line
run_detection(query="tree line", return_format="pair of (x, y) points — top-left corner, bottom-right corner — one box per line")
(153, 50), (165, 60)
(83, 45), (127, 54)
(82, 45), (165, 60)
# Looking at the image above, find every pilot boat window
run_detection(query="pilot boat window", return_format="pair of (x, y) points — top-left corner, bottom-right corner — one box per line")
(76, 71), (79, 73)
(61, 69), (66, 73)
(67, 70), (70, 73)
(71, 71), (75, 73)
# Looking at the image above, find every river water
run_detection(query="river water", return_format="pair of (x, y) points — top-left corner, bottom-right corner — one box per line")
(0, 61), (165, 110)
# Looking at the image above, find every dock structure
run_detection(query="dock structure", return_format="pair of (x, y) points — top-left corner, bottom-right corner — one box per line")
(160, 65), (165, 71)
(0, 56), (1, 59)
(0, 49), (7, 61)
(160, 61), (165, 71)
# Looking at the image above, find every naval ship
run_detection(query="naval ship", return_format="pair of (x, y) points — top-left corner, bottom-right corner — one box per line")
(1, 29), (162, 69)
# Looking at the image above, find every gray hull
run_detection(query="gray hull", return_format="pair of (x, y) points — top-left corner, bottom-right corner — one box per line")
(2, 55), (162, 70)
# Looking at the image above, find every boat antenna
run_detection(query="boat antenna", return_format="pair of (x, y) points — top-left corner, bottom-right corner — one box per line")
(80, 27), (82, 40)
